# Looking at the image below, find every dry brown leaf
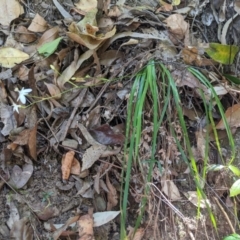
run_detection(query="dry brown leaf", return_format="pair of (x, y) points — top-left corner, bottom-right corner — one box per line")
(81, 144), (106, 171)
(12, 125), (37, 161)
(89, 124), (125, 145)
(57, 49), (93, 90)
(164, 14), (188, 41)
(71, 158), (81, 175)
(216, 103), (240, 129)
(0, 47), (29, 68)
(78, 214), (94, 240)
(44, 82), (61, 99)
(0, 0), (24, 26)
(132, 228), (145, 240)
(15, 26), (37, 43)
(106, 173), (118, 210)
(27, 124), (37, 161)
(61, 150), (75, 180)
(182, 46), (215, 66)
(28, 13), (48, 32)
(53, 215), (79, 240)
(99, 50), (124, 67)
(37, 26), (59, 48)
(161, 180), (181, 201)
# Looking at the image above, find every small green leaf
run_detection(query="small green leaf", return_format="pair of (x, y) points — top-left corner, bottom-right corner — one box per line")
(38, 37), (63, 57)
(230, 179), (240, 197)
(224, 74), (240, 84)
(228, 165), (240, 177)
(223, 233), (240, 240)
(205, 43), (239, 64)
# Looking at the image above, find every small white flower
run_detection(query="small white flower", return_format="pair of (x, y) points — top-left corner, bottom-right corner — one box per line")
(12, 103), (22, 113)
(16, 87), (32, 104)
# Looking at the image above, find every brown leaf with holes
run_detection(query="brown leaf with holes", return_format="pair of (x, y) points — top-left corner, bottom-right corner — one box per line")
(61, 151), (75, 180)
(89, 124), (125, 145)
(216, 104), (240, 129)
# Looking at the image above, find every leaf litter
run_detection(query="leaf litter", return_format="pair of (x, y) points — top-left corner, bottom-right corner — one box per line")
(0, 0), (240, 239)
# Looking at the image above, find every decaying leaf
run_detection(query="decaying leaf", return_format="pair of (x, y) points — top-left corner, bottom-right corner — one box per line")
(0, 47), (29, 68)
(62, 150), (75, 180)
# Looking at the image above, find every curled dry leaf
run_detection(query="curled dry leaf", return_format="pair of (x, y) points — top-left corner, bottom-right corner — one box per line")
(68, 8), (116, 50)
(61, 150), (75, 180)
(78, 214), (94, 240)
(71, 158), (81, 175)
